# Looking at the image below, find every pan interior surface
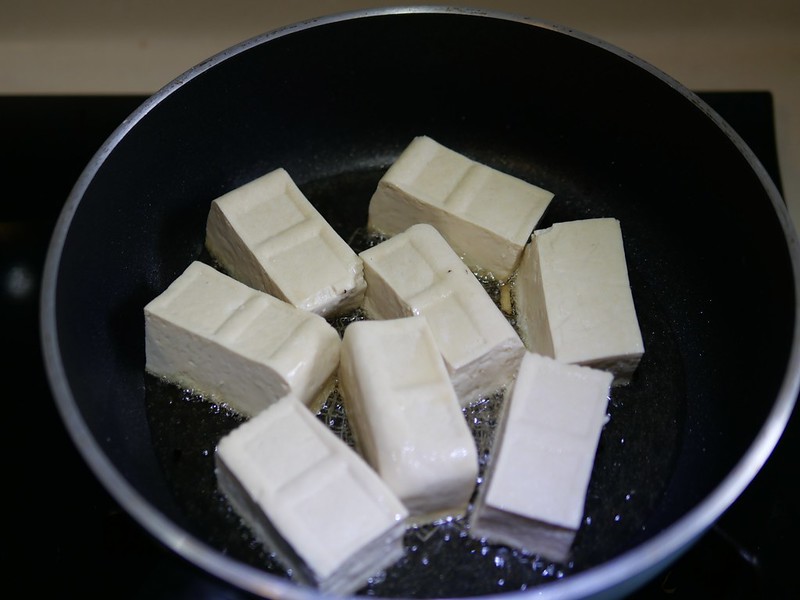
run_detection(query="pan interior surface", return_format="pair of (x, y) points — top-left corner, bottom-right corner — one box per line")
(42, 7), (798, 600)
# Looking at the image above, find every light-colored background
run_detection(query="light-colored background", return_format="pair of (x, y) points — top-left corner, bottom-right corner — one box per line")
(4, 1), (798, 231)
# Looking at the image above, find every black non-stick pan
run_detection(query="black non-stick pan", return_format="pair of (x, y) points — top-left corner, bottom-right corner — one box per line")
(40, 7), (800, 599)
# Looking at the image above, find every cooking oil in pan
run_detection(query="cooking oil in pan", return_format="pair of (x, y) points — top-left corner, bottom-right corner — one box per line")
(144, 259), (682, 597)
(144, 168), (685, 596)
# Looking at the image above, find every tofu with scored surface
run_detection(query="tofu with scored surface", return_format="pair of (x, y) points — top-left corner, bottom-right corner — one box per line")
(358, 223), (525, 406)
(513, 217), (645, 385)
(215, 395), (409, 596)
(368, 135), (554, 281)
(144, 260), (340, 416)
(205, 167), (366, 318)
(470, 352), (613, 563)
(339, 316), (479, 525)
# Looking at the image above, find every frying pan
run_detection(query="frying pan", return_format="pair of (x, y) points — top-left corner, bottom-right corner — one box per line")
(40, 6), (800, 599)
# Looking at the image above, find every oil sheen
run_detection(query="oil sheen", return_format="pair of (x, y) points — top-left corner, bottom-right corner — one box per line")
(144, 168), (684, 597)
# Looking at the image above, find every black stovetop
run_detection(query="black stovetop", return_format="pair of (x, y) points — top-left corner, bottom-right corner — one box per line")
(1, 92), (795, 598)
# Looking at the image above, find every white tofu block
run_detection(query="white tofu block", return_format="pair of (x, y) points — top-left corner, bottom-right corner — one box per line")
(339, 317), (479, 524)
(470, 352), (613, 563)
(215, 395), (408, 596)
(206, 168), (366, 318)
(144, 261), (341, 417)
(358, 223), (525, 406)
(513, 218), (645, 385)
(368, 136), (554, 280)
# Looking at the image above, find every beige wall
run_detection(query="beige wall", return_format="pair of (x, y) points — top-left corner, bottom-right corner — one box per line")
(3, 1), (798, 229)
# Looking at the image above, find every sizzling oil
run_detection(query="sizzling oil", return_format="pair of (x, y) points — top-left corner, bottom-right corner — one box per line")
(144, 169), (685, 597)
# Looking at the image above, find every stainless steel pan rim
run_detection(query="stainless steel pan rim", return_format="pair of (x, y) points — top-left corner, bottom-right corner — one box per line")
(41, 6), (800, 599)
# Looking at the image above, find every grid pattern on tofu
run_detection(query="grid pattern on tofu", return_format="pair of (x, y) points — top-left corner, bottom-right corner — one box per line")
(368, 136), (554, 280)
(339, 317), (479, 524)
(206, 167), (366, 318)
(144, 261), (341, 417)
(215, 395), (408, 596)
(470, 352), (613, 563)
(358, 223), (525, 405)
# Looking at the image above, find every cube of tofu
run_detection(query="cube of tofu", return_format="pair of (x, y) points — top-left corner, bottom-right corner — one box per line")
(368, 136), (553, 280)
(206, 168), (366, 318)
(358, 223), (525, 406)
(215, 395), (408, 596)
(469, 352), (613, 563)
(144, 261), (341, 416)
(339, 317), (479, 524)
(513, 218), (645, 385)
